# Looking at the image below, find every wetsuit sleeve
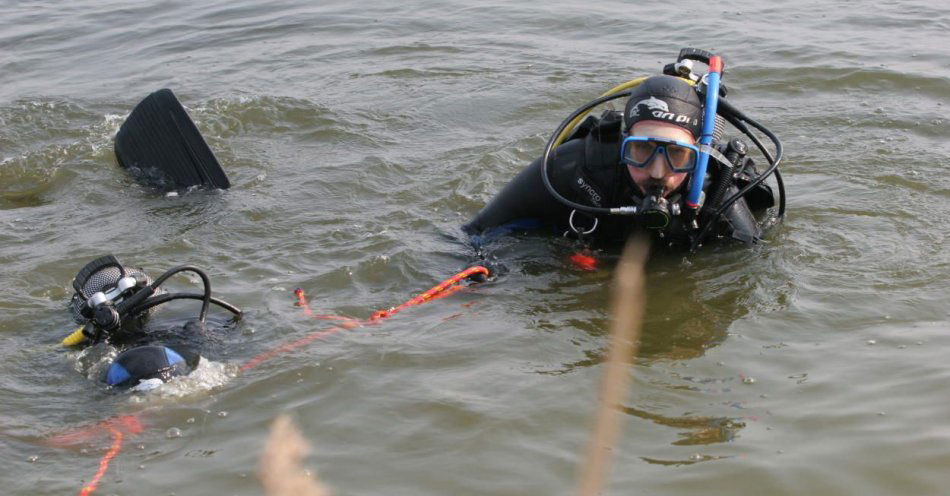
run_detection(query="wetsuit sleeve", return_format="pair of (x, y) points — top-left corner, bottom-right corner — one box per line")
(462, 139), (583, 239)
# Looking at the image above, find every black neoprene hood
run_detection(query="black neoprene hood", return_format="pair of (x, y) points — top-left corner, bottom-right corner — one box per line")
(623, 75), (703, 138)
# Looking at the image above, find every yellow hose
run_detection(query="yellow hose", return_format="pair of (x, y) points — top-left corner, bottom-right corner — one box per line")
(552, 75), (698, 149)
(552, 77), (647, 149)
(62, 326), (88, 346)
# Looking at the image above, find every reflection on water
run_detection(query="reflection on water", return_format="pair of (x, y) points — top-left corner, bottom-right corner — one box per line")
(640, 453), (730, 466)
(624, 406), (746, 447)
(530, 240), (786, 378)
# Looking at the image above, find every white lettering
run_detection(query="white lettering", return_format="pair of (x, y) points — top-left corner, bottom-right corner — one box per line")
(577, 178), (602, 206)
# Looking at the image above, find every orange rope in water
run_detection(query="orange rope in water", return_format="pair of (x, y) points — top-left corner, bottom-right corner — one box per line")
(77, 426), (124, 496)
(242, 265), (489, 371)
(368, 265), (490, 321)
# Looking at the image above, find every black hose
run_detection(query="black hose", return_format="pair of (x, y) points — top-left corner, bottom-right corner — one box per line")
(128, 292), (242, 318)
(712, 114), (783, 219)
(773, 168), (786, 217)
(541, 91), (634, 215)
(740, 125), (786, 218)
(148, 266), (213, 322)
(690, 108), (784, 251)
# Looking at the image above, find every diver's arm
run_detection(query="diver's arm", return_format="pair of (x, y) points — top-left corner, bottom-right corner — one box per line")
(463, 139), (583, 242)
(462, 156), (565, 237)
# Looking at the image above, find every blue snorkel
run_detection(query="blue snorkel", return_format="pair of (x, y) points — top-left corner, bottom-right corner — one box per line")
(686, 55), (724, 210)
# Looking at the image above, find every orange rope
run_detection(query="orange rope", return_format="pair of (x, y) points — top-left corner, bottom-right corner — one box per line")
(55, 414), (143, 496)
(78, 426), (123, 496)
(294, 288), (313, 315)
(243, 266), (490, 371)
(369, 266), (490, 321)
(240, 326), (350, 371)
(48, 415), (142, 448)
(294, 288), (363, 324)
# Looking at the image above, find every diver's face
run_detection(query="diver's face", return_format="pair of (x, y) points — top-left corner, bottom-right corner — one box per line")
(626, 121), (695, 197)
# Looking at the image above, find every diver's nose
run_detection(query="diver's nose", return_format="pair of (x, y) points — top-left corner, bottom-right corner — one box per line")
(647, 155), (667, 180)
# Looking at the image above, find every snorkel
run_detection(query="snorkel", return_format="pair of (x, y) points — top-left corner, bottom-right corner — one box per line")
(685, 55), (723, 212)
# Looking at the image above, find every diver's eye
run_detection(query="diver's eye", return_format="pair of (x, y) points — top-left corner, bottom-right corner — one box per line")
(666, 145), (696, 169)
(629, 141), (657, 163)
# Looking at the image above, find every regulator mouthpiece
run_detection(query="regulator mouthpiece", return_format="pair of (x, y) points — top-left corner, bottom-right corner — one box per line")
(638, 186), (674, 229)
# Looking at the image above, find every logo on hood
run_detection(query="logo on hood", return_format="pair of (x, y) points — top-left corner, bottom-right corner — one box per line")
(629, 96), (669, 117)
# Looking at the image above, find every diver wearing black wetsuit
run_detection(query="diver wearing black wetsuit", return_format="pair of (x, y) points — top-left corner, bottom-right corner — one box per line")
(65, 255), (241, 389)
(464, 69), (782, 252)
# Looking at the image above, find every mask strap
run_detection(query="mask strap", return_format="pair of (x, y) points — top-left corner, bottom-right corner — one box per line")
(697, 144), (730, 166)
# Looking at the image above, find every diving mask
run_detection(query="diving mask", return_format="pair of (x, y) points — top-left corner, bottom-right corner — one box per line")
(620, 136), (700, 173)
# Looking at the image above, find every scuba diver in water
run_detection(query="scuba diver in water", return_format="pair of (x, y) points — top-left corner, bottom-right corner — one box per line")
(50, 89), (244, 390)
(464, 48), (786, 254)
(62, 255), (242, 390)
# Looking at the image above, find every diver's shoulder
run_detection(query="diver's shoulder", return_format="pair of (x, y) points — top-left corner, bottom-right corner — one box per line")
(563, 109), (624, 145)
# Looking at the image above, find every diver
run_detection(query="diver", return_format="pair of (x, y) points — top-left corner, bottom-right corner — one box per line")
(463, 48), (785, 255)
(62, 255), (242, 390)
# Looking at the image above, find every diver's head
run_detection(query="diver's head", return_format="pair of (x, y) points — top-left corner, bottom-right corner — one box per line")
(622, 75), (702, 197)
(624, 121), (696, 198)
(105, 345), (198, 389)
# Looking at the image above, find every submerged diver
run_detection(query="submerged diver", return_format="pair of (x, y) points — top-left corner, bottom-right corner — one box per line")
(464, 48), (785, 254)
(63, 255), (242, 390)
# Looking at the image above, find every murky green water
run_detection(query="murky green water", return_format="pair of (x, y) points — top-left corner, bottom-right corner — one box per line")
(2, 1), (950, 494)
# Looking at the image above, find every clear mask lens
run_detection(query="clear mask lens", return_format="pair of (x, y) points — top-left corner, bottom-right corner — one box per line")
(621, 136), (699, 173)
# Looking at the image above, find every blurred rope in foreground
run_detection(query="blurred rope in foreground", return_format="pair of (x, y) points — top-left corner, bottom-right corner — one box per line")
(261, 415), (331, 496)
(577, 234), (649, 496)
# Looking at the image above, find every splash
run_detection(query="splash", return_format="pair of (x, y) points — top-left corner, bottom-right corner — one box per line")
(72, 344), (119, 381)
(128, 358), (238, 401)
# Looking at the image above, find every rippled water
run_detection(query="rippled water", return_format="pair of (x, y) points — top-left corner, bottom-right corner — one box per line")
(2, 0), (949, 494)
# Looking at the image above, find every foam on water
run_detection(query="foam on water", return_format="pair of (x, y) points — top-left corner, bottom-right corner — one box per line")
(148, 358), (238, 399)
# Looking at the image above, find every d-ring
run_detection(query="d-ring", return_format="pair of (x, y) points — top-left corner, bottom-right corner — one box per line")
(568, 209), (599, 235)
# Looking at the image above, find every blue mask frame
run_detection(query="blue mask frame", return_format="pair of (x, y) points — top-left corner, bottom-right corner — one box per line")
(620, 135), (701, 173)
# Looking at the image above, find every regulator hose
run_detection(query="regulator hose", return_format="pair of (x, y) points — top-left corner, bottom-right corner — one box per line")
(141, 266), (213, 322)
(128, 293), (242, 318)
(552, 77), (647, 148)
(541, 91), (637, 216)
(690, 99), (785, 251)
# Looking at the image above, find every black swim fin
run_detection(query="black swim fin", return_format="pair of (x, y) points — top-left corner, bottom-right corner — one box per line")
(114, 88), (230, 192)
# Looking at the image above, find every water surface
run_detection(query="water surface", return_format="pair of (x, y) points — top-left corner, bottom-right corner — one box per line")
(2, 1), (949, 494)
